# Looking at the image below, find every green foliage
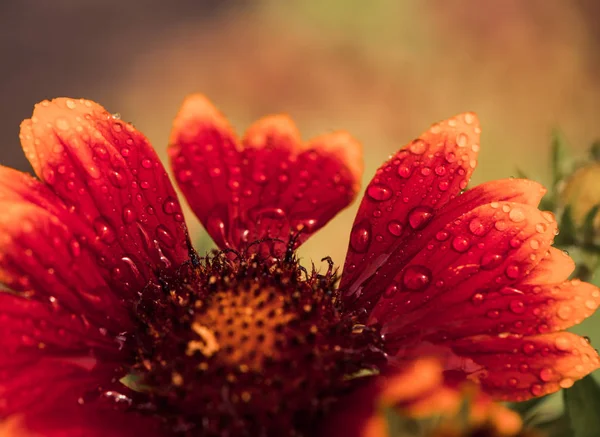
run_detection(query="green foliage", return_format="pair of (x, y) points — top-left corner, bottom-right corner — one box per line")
(564, 375), (600, 437)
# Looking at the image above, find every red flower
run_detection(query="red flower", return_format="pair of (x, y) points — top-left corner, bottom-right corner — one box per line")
(0, 96), (598, 436)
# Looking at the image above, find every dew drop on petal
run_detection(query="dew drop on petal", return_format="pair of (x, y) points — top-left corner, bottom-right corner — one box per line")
(508, 378), (518, 387)
(471, 293), (484, 306)
(468, 218), (486, 236)
(93, 218), (116, 244)
(155, 225), (176, 248)
(456, 133), (468, 148)
(401, 265), (431, 291)
(555, 335), (571, 351)
(407, 206), (434, 230)
(559, 378), (574, 389)
(505, 264), (520, 279)
(509, 208), (526, 223)
(451, 236), (470, 253)
(530, 384), (544, 397)
(539, 368), (554, 382)
(69, 239), (81, 257)
(409, 139), (427, 155)
(350, 221), (372, 253)
(509, 300), (525, 314)
(162, 197), (178, 215)
(387, 220), (403, 237)
(367, 184), (392, 201)
(523, 343), (536, 355)
(435, 230), (450, 241)
(122, 206), (136, 224)
(397, 165), (412, 178)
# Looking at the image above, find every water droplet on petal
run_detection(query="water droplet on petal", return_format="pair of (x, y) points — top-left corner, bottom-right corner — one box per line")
(523, 343), (536, 355)
(435, 230), (450, 241)
(539, 368), (554, 382)
(162, 197), (178, 215)
(471, 293), (484, 305)
(350, 221), (372, 253)
(108, 170), (127, 188)
(409, 139), (427, 155)
(509, 300), (525, 314)
(387, 221), (403, 237)
(401, 265), (431, 291)
(367, 184), (392, 201)
(559, 378), (574, 389)
(397, 165), (412, 178)
(93, 218), (116, 244)
(156, 225), (176, 248)
(69, 239), (81, 257)
(408, 206), (434, 230)
(505, 264), (520, 279)
(451, 236), (470, 253)
(456, 133), (468, 148)
(557, 305), (572, 321)
(530, 384), (544, 396)
(509, 208), (525, 223)
(122, 206), (136, 224)
(468, 218), (486, 236)
(555, 335), (571, 351)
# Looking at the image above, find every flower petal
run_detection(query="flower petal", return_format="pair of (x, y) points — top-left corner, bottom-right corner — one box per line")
(0, 292), (127, 417)
(370, 201), (558, 347)
(3, 406), (165, 437)
(342, 179), (548, 314)
(450, 332), (600, 401)
(340, 112), (546, 309)
(169, 94), (362, 255)
(19, 98), (190, 279)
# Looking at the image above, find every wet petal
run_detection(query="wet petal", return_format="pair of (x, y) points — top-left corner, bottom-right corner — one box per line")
(169, 94), (362, 256)
(451, 332), (600, 401)
(367, 201), (557, 342)
(19, 98), (190, 281)
(4, 406), (166, 437)
(340, 111), (545, 309)
(0, 293), (127, 417)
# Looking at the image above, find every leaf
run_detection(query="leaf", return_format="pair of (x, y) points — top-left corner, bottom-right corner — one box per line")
(590, 140), (600, 162)
(581, 204), (600, 246)
(535, 414), (574, 437)
(563, 375), (600, 437)
(555, 206), (577, 247)
(383, 407), (422, 436)
(515, 168), (530, 179)
(508, 395), (551, 422)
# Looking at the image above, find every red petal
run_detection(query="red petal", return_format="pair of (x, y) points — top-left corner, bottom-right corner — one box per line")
(169, 94), (362, 255)
(19, 98), (190, 280)
(370, 201), (557, 347)
(339, 111), (546, 307)
(341, 178), (547, 312)
(450, 332), (600, 401)
(7, 406), (165, 437)
(0, 293), (127, 416)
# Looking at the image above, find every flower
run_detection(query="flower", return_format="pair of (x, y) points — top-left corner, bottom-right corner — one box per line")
(319, 358), (524, 437)
(0, 96), (598, 436)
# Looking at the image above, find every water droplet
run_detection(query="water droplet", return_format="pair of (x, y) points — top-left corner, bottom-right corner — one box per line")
(397, 165), (412, 178)
(555, 335), (571, 351)
(108, 170), (127, 188)
(401, 265), (432, 291)
(508, 208), (525, 223)
(585, 299), (598, 310)
(367, 184), (392, 201)
(509, 300), (525, 314)
(434, 165), (446, 176)
(559, 378), (574, 389)
(384, 284), (398, 298)
(435, 230), (450, 241)
(93, 218), (116, 244)
(523, 343), (536, 355)
(122, 206), (136, 224)
(451, 236), (470, 252)
(387, 221), (403, 236)
(505, 264), (520, 279)
(69, 239), (81, 257)
(539, 368), (554, 382)
(162, 197), (178, 215)
(420, 167), (431, 176)
(508, 378), (518, 387)
(455, 133), (468, 148)
(471, 293), (484, 305)
(350, 221), (372, 253)
(486, 309), (500, 319)
(156, 225), (176, 248)
(530, 384), (544, 397)
(529, 239), (540, 250)
(468, 218), (486, 236)
(557, 305), (572, 321)
(407, 206), (434, 230)
(252, 170), (267, 184)
(409, 139), (427, 155)
(438, 180), (449, 191)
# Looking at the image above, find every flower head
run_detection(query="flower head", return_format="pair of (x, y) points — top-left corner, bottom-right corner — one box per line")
(0, 96), (598, 436)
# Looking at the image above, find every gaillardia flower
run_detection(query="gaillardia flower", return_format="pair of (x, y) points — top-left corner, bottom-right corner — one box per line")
(0, 96), (598, 436)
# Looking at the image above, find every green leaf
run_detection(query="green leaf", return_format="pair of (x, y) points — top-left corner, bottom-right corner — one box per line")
(564, 375), (600, 437)
(515, 168), (530, 179)
(590, 140), (600, 162)
(581, 204), (600, 245)
(535, 414), (574, 437)
(508, 395), (550, 421)
(383, 407), (422, 436)
(555, 206), (577, 246)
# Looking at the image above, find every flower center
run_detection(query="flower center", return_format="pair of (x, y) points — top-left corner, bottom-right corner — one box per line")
(131, 252), (385, 436)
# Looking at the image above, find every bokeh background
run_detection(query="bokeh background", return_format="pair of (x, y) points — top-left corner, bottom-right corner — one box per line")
(1, 1), (599, 347)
